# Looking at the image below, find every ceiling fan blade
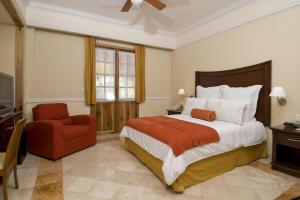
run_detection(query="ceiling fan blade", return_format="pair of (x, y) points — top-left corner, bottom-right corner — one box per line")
(146, 0), (166, 10)
(121, 0), (133, 12)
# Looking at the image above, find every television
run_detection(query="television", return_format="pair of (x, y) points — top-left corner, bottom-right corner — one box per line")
(0, 72), (14, 115)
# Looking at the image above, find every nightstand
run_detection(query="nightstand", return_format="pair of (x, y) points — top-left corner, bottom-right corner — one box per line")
(167, 109), (182, 115)
(271, 125), (300, 177)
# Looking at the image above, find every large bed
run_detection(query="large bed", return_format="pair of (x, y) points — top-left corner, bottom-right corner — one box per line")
(120, 61), (272, 192)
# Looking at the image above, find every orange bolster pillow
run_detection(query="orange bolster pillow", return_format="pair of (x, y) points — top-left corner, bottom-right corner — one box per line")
(191, 109), (216, 122)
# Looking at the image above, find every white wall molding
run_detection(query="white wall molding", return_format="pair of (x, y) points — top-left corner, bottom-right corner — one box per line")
(177, 0), (300, 48)
(24, 97), (169, 104)
(146, 96), (169, 100)
(24, 98), (85, 104)
(26, 1), (177, 50)
(25, 0), (300, 49)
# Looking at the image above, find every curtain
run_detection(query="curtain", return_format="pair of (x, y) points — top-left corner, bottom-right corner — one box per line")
(85, 37), (96, 105)
(135, 45), (145, 103)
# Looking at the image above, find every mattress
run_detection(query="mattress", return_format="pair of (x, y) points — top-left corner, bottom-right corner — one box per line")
(120, 114), (267, 185)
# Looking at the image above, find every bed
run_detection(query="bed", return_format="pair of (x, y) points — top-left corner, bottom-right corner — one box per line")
(120, 61), (272, 192)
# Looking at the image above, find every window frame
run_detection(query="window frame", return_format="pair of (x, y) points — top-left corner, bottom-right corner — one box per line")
(95, 44), (136, 103)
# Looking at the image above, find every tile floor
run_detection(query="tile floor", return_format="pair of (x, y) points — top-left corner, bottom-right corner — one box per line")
(0, 134), (299, 200)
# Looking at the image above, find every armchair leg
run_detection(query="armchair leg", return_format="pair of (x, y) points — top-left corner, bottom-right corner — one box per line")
(13, 164), (19, 189)
(2, 174), (8, 200)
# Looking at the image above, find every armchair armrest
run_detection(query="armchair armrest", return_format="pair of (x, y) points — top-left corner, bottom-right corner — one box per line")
(27, 120), (65, 160)
(71, 115), (96, 125)
(71, 115), (96, 136)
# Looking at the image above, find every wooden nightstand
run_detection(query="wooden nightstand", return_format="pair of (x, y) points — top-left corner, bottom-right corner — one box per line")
(167, 109), (182, 115)
(271, 125), (300, 177)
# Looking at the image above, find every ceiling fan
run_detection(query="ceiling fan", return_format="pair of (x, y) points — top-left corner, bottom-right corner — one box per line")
(121, 0), (166, 12)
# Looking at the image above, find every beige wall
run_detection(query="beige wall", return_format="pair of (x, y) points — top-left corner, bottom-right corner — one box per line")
(140, 47), (171, 117)
(23, 28), (172, 120)
(171, 5), (300, 154)
(24, 28), (90, 119)
(0, 24), (16, 77)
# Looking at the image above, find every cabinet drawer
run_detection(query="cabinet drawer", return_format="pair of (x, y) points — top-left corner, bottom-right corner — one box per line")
(276, 133), (300, 149)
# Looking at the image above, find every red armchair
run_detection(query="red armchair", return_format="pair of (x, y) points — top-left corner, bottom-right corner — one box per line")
(27, 103), (96, 160)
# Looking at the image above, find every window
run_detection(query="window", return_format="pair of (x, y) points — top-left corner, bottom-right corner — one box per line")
(119, 51), (135, 100)
(96, 46), (135, 102)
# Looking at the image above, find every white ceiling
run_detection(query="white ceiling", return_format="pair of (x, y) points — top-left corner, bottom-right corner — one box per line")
(25, 0), (251, 34)
(0, 1), (14, 24)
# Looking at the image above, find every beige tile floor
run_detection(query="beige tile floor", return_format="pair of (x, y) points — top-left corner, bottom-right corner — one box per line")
(0, 134), (299, 200)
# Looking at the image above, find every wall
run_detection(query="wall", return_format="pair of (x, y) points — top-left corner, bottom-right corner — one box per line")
(139, 47), (171, 117)
(24, 28), (172, 120)
(171, 5), (300, 154)
(0, 24), (16, 77)
(24, 28), (90, 119)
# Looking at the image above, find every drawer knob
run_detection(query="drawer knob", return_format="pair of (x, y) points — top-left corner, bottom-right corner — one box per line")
(287, 138), (300, 143)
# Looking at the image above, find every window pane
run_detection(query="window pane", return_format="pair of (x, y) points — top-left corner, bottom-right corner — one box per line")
(128, 64), (135, 76)
(105, 76), (115, 87)
(119, 88), (126, 99)
(119, 76), (126, 87)
(106, 87), (115, 101)
(96, 87), (104, 100)
(129, 53), (135, 65)
(127, 88), (135, 99)
(96, 75), (104, 87)
(96, 48), (105, 62)
(105, 63), (115, 75)
(127, 77), (135, 87)
(119, 52), (127, 64)
(105, 49), (115, 63)
(119, 64), (127, 76)
(96, 62), (104, 74)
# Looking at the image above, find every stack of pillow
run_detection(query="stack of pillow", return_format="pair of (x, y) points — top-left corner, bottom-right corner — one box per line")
(182, 85), (262, 125)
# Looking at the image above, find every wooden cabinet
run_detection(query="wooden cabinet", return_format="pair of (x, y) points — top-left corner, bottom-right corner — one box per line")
(271, 125), (300, 177)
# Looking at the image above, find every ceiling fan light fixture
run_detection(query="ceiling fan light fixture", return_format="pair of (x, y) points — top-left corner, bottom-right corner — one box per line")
(131, 0), (144, 6)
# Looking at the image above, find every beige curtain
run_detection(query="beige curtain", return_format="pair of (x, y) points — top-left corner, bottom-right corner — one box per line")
(135, 45), (145, 103)
(85, 37), (96, 105)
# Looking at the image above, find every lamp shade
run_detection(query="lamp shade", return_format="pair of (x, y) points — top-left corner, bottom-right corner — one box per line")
(178, 89), (185, 96)
(270, 87), (287, 97)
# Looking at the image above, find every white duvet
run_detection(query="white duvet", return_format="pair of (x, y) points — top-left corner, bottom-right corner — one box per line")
(120, 114), (267, 185)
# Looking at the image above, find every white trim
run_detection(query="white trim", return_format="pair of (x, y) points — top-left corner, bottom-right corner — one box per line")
(24, 98), (85, 104)
(24, 96), (169, 104)
(176, 0), (300, 48)
(25, 0), (300, 48)
(175, 0), (252, 36)
(146, 97), (169, 100)
(28, 1), (175, 37)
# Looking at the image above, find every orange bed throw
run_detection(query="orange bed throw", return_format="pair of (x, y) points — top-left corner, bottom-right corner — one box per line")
(125, 116), (220, 156)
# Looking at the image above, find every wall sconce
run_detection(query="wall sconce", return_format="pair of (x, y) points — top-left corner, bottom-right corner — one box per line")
(270, 86), (287, 105)
(178, 89), (186, 96)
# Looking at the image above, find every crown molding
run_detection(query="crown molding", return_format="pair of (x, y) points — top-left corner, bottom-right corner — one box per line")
(28, 1), (176, 37)
(176, 0), (300, 48)
(175, 0), (252, 36)
(25, 0), (300, 49)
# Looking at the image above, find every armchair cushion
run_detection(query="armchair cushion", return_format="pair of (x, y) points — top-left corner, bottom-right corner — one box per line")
(63, 125), (91, 141)
(33, 103), (70, 121)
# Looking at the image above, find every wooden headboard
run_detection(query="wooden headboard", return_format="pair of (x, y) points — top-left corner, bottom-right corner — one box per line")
(195, 61), (271, 126)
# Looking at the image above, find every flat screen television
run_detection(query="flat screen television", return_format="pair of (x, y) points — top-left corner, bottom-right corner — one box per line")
(0, 72), (14, 115)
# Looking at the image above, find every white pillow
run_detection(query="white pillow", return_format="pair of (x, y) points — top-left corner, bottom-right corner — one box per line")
(207, 98), (246, 125)
(196, 85), (227, 99)
(182, 98), (207, 115)
(221, 85), (262, 122)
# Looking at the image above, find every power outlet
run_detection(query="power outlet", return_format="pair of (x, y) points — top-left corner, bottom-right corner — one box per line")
(296, 114), (300, 123)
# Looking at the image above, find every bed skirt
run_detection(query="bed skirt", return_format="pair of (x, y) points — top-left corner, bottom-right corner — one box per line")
(123, 138), (267, 192)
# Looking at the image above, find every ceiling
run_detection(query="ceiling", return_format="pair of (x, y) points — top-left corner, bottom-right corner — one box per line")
(25, 0), (251, 34)
(0, 1), (14, 24)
